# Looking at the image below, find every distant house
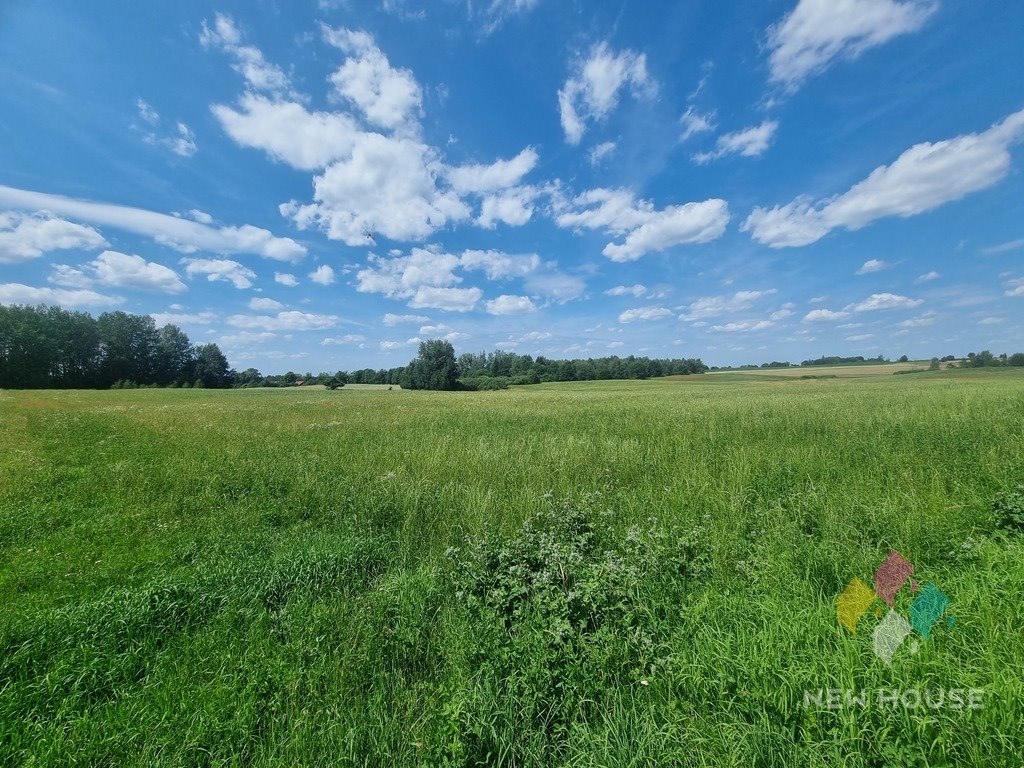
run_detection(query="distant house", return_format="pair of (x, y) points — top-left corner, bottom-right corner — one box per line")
(294, 379), (306, 387)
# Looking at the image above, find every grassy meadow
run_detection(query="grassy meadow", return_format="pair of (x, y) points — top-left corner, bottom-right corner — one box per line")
(1, 368), (1023, 766)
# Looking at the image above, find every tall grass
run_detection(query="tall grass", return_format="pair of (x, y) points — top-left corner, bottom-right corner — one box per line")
(1, 369), (1022, 765)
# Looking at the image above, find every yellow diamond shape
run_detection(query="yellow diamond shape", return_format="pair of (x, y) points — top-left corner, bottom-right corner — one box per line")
(837, 577), (876, 634)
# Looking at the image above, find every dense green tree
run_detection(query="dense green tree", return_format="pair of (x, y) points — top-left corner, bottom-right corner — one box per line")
(403, 339), (460, 390)
(194, 343), (232, 388)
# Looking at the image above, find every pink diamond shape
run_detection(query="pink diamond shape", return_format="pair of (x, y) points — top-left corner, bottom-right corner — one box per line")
(874, 550), (914, 607)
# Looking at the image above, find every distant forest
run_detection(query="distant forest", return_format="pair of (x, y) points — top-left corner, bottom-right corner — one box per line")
(2, 305), (1021, 391)
(0, 305), (706, 391)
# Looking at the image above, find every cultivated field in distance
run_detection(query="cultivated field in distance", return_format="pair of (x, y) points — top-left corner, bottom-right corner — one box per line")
(1, 368), (1022, 765)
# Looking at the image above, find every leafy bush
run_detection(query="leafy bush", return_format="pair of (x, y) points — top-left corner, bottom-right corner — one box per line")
(992, 484), (1024, 534)
(446, 496), (710, 760)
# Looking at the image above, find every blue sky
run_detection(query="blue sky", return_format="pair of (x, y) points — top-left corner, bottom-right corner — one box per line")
(1, 0), (1022, 372)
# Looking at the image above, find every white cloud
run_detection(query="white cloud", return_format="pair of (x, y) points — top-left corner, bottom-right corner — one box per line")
(249, 297), (284, 311)
(850, 292), (923, 311)
(619, 306), (673, 323)
(981, 237), (1024, 255)
(914, 270), (941, 283)
(446, 148), (538, 194)
(227, 311), (338, 331)
(744, 107), (1024, 247)
(135, 99), (198, 157)
(803, 308), (850, 321)
(381, 337), (421, 350)
(588, 141), (617, 165)
(555, 187), (729, 261)
(558, 43), (657, 145)
(523, 269), (586, 303)
(59, 250), (187, 293)
(1005, 277), (1024, 297)
(212, 94), (360, 171)
(898, 311), (937, 327)
(309, 264), (336, 285)
(188, 209), (213, 224)
(356, 248), (461, 297)
(978, 317), (1003, 325)
(0, 283), (122, 308)
(476, 187), (537, 228)
(475, 0), (540, 33)
(274, 272), (299, 287)
(845, 333), (875, 342)
(322, 26), (423, 131)
(408, 286), (482, 312)
(220, 331), (277, 345)
(184, 258), (257, 289)
(151, 311), (217, 326)
(383, 312), (429, 326)
(459, 249), (539, 279)
(710, 319), (774, 332)
(485, 294), (537, 315)
(767, 0), (937, 89)
(856, 258), (890, 274)
(681, 289), (777, 320)
(0, 211), (107, 263)
(281, 133), (469, 246)
(322, 333), (366, 345)
(693, 120), (778, 163)
(605, 284), (648, 298)
(680, 107), (716, 142)
(0, 185), (305, 261)
(200, 13), (293, 96)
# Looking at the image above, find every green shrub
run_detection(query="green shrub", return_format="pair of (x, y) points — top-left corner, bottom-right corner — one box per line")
(992, 484), (1024, 534)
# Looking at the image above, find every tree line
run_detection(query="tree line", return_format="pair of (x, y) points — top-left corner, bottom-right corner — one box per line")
(0, 305), (231, 389)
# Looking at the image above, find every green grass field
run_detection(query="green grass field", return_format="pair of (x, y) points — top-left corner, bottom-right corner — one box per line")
(2, 369), (1023, 766)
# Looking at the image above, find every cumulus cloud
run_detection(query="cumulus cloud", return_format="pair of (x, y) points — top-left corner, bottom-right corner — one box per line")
(485, 294), (537, 315)
(227, 310), (338, 331)
(309, 264), (336, 285)
(619, 306), (673, 323)
(0, 185), (305, 261)
(914, 270), (941, 283)
(558, 43), (656, 145)
(680, 289), (777, 320)
(605, 284), (649, 298)
(459, 249), (539, 279)
(322, 25), (423, 131)
(855, 258), (890, 274)
(0, 283), (121, 308)
(555, 187), (729, 261)
(249, 297), (284, 311)
(52, 250), (186, 294)
(0, 211), (107, 263)
(274, 272), (299, 287)
(1004, 277), (1024, 297)
(446, 148), (538, 194)
(151, 311), (217, 326)
(212, 94), (360, 171)
(200, 13), (294, 96)
(767, 0), (937, 89)
(850, 292), (922, 311)
(710, 319), (774, 333)
(803, 308), (850, 321)
(588, 141), (617, 165)
(184, 258), (257, 289)
(693, 120), (778, 163)
(280, 134), (469, 246)
(408, 286), (482, 312)
(383, 312), (429, 326)
(743, 107), (1024, 247)
(322, 334), (366, 345)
